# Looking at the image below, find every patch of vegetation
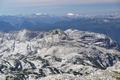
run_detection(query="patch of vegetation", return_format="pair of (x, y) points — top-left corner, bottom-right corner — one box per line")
(112, 71), (120, 80)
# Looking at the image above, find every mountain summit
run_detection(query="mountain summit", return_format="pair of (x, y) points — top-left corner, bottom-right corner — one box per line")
(0, 29), (120, 80)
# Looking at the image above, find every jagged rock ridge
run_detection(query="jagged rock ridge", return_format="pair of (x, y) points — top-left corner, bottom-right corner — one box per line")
(0, 29), (120, 80)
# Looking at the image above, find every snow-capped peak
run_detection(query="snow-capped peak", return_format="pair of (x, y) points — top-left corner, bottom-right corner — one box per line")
(66, 13), (80, 17)
(35, 13), (48, 16)
(0, 29), (120, 80)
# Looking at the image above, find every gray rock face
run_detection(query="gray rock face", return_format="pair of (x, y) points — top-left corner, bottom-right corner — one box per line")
(0, 29), (120, 80)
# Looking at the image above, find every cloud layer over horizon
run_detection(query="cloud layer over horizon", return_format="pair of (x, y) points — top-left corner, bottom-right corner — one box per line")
(1, 0), (120, 6)
(0, 0), (120, 15)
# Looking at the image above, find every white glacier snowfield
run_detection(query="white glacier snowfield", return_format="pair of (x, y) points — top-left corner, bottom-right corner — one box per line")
(0, 29), (120, 80)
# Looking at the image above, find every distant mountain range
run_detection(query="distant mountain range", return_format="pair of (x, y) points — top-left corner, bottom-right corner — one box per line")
(0, 14), (120, 44)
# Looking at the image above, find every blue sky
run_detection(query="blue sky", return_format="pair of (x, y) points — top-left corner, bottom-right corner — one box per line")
(0, 0), (120, 16)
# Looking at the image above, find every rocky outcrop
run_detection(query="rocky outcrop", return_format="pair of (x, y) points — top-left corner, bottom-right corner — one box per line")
(0, 29), (120, 80)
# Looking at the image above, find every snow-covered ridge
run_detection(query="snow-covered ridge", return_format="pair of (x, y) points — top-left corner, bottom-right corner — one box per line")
(0, 29), (120, 80)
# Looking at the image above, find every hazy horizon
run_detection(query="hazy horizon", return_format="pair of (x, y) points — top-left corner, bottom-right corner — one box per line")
(0, 0), (120, 16)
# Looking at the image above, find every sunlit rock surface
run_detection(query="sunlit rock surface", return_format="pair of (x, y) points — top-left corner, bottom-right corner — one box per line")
(0, 29), (120, 80)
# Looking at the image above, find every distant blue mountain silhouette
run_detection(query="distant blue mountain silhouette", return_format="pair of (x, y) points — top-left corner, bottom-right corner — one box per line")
(0, 15), (120, 44)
